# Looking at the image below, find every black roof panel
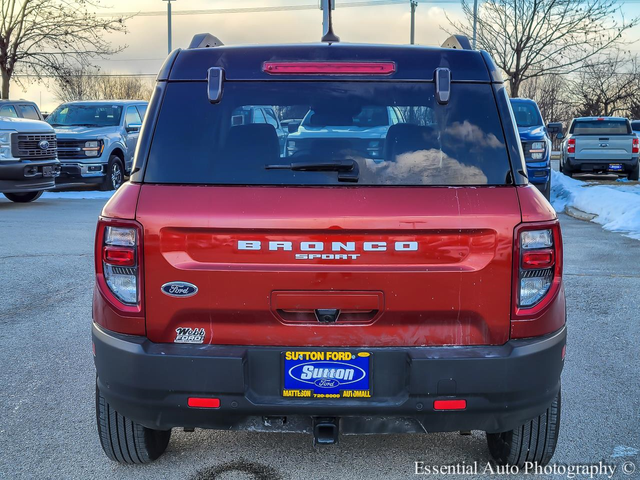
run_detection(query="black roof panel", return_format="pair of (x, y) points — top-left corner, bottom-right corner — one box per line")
(167, 43), (492, 82)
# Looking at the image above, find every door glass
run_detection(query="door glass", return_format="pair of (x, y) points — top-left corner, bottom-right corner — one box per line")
(125, 106), (142, 127)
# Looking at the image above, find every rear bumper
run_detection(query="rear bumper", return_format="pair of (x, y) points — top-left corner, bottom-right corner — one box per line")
(567, 157), (639, 172)
(93, 323), (566, 434)
(0, 159), (60, 193)
(56, 162), (106, 186)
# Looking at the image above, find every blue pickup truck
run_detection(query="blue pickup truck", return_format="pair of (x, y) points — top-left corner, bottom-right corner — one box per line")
(510, 98), (561, 199)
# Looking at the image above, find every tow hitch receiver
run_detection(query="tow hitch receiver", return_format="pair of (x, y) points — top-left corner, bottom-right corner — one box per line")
(313, 417), (339, 445)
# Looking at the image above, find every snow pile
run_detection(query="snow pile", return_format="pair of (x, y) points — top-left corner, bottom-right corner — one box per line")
(42, 190), (114, 200)
(550, 170), (640, 240)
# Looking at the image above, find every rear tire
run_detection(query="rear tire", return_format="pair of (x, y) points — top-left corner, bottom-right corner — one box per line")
(486, 388), (561, 468)
(629, 163), (639, 181)
(96, 383), (171, 464)
(100, 155), (124, 191)
(3, 191), (44, 203)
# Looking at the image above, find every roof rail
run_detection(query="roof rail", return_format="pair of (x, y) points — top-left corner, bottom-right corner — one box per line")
(441, 35), (472, 50)
(189, 33), (224, 49)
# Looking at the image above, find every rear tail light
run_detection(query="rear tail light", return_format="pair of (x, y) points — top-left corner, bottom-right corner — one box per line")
(512, 222), (563, 332)
(633, 137), (639, 154)
(567, 138), (575, 154)
(96, 219), (143, 309)
(103, 226), (139, 305)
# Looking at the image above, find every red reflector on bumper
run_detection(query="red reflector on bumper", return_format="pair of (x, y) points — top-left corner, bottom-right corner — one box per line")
(434, 399), (467, 410)
(187, 397), (220, 408)
(263, 61), (396, 75)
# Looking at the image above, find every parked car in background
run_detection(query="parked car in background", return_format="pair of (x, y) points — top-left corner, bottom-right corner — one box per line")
(0, 115), (60, 202)
(46, 100), (148, 190)
(0, 99), (46, 121)
(561, 117), (639, 180)
(286, 105), (404, 161)
(509, 98), (561, 199)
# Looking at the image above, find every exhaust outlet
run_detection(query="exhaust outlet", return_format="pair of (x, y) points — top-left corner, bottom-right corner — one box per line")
(313, 417), (339, 445)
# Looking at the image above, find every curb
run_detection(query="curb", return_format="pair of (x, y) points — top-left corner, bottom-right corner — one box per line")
(564, 205), (597, 222)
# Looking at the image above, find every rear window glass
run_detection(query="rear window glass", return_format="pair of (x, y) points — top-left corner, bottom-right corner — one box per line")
(144, 82), (511, 186)
(631, 121), (640, 132)
(571, 120), (630, 135)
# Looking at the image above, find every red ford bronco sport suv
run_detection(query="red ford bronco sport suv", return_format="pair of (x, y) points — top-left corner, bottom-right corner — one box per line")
(92, 31), (565, 466)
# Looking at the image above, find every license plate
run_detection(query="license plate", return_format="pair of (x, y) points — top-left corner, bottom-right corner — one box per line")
(609, 164), (623, 171)
(282, 351), (371, 399)
(42, 166), (53, 177)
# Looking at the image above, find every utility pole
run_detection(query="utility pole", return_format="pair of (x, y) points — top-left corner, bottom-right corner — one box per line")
(472, 0), (478, 49)
(163, 0), (174, 54)
(410, 0), (418, 45)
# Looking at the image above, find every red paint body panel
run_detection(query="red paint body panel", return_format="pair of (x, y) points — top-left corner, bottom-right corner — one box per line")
(516, 185), (556, 223)
(93, 284), (145, 335)
(101, 182), (140, 220)
(135, 185), (523, 347)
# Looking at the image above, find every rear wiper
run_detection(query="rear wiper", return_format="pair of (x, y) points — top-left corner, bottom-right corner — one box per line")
(265, 159), (359, 182)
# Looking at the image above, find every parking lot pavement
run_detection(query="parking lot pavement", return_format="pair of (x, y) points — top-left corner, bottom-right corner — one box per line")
(0, 197), (639, 480)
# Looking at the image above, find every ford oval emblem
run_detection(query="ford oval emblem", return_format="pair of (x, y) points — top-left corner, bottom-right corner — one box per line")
(314, 378), (339, 388)
(161, 282), (198, 298)
(38, 140), (50, 150)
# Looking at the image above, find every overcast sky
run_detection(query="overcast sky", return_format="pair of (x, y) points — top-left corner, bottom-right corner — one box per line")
(15, 0), (640, 111)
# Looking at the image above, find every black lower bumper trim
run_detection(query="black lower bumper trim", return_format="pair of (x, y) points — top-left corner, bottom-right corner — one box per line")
(0, 160), (59, 192)
(93, 324), (565, 434)
(567, 158), (638, 173)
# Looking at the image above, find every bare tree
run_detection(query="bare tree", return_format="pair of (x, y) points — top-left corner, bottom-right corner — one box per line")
(0, 0), (129, 99)
(568, 50), (640, 117)
(449, 0), (638, 97)
(52, 68), (154, 102)
(628, 100), (640, 120)
(520, 73), (574, 123)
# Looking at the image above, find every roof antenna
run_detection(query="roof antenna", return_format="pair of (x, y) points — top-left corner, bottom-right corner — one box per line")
(321, 0), (340, 43)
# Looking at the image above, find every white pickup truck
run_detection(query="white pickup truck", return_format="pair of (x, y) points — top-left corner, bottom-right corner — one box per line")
(0, 112), (60, 202)
(560, 117), (639, 180)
